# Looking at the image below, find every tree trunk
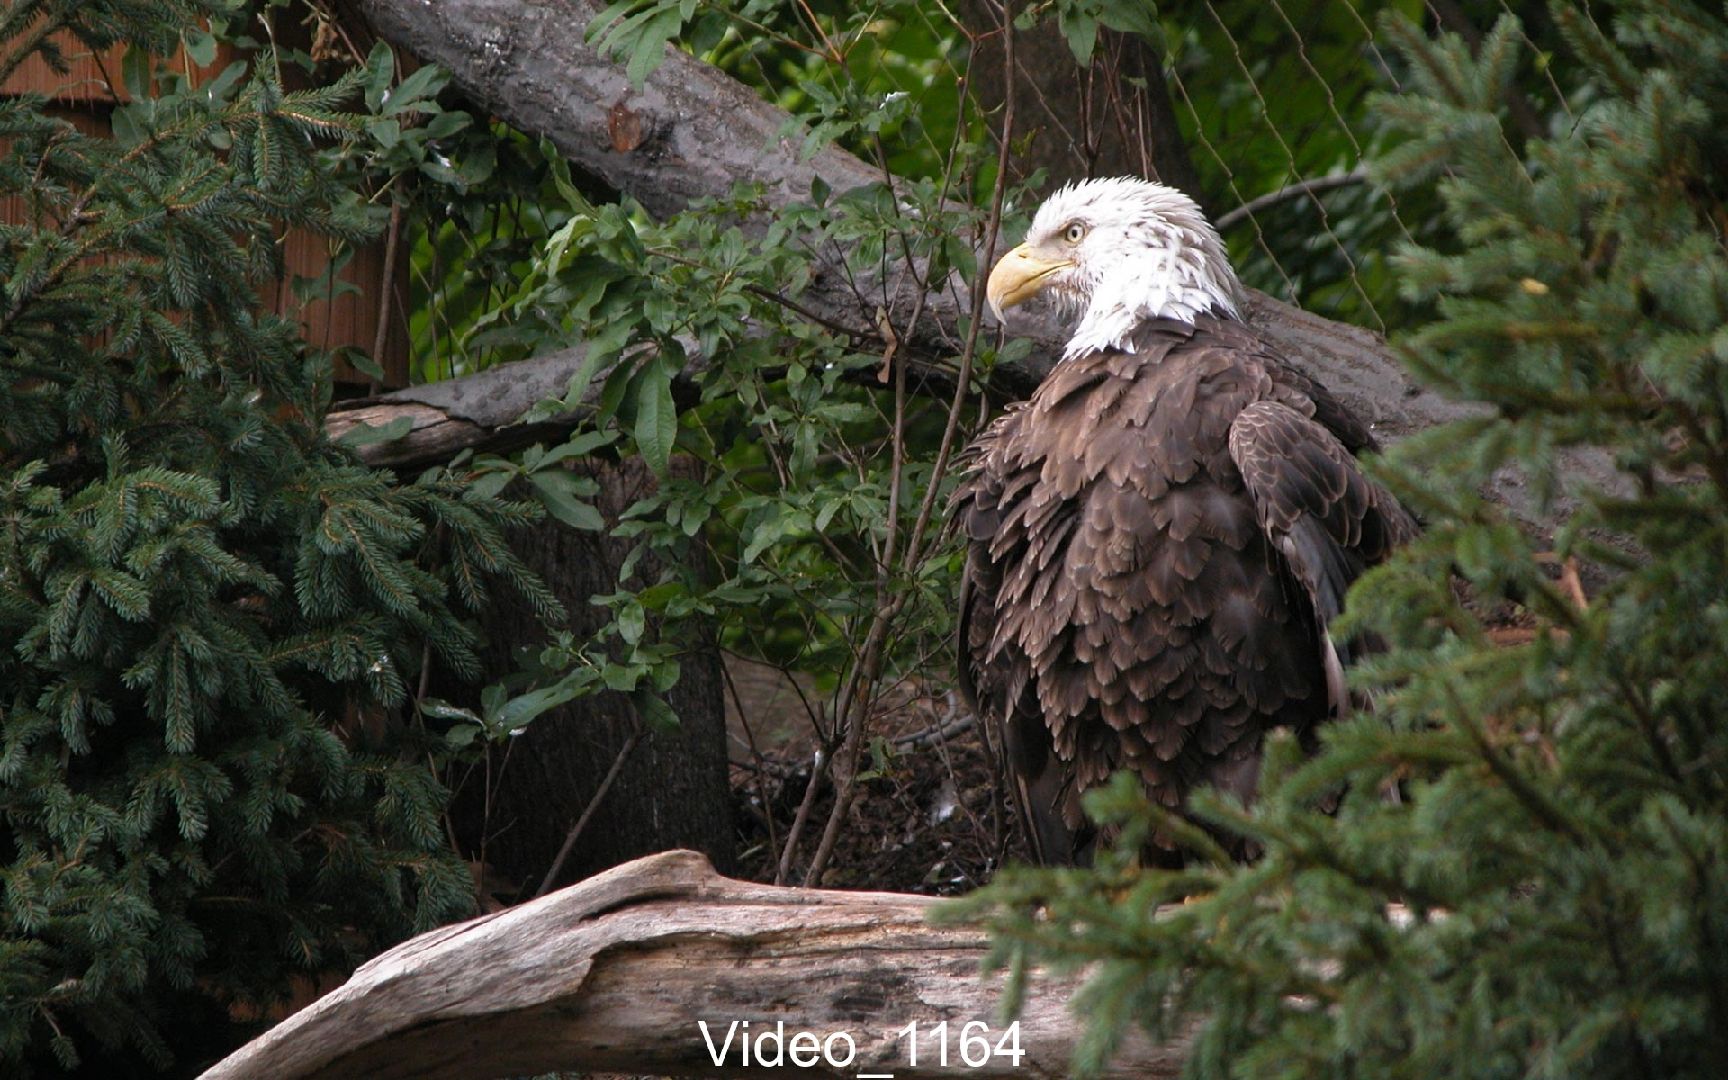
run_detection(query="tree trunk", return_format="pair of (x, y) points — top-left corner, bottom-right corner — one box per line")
(199, 850), (1188, 1080)
(960, 2), (1206, 202)
(449, 458), (734, 896)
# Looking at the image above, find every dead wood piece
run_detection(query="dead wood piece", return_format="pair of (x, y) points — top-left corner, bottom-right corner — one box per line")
(200, 850), (1187, 1080)
(326, 344), (597, 468)
(324, 400), (483, 465)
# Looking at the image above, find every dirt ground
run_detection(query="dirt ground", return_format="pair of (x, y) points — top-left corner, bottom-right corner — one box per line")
(721, 657), (1030, 894)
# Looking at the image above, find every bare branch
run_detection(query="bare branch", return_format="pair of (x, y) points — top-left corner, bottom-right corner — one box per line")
(1215, 167), (1371, 231)
(535, 728), (644, 896)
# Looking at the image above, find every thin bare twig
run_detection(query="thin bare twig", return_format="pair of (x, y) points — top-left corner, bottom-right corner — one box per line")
(1214, 167), (1371, 232)
(771, 40), (983, 886)
(369, 197), (404, 394)
(798, 0), (1017, 887)
(717, 652), (780, 857)
(536, 728), (644, 896)
(893, 712), (976, 749)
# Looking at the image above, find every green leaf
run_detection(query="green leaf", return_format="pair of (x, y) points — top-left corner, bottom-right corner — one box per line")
(1097, 3), (1159, 39)
(554, 429), (620, 459)
(182, 28), (218, 67)
(346, 350), (387, 382)
(631, 689), (680, 733)
(602, 661), (642, 692)
(366, 117), (401, 150)
(420, 698), (482, 724)
(336, 416), (413, 448)
(595, 346), (641, 421)
(1058, 8), (1099, 66)
(636, 581), (687, 610)
(558, 341), (618, 415)
(650, 657), (681, 693)
(363, 41), (394, 113)
(385, 63), (449, 116)
(491, 681), (585, 733)
(529, 470), (606, 531)
(424, 110), (470, 139)
(121, 45), (152, 101)
(631, 354), (678, 475)
(616, 601), (646, 645)
(468, 468), (513, 500)
(626, 7), (683, 88)
(202, 60), (248, 105)
(481, 684), (508, 722)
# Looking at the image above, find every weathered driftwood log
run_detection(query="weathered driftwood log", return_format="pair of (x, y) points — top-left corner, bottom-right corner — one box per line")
(201, 850), (1185, 1080)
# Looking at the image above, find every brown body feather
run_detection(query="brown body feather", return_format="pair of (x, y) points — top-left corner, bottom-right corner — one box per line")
(954, 315), (1416, 865)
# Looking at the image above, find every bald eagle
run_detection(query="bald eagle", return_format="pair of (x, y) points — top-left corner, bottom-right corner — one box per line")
(953, 178), (1416, 865)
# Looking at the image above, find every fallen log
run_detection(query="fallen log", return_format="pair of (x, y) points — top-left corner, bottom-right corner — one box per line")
(200, 850), (1187, 1079)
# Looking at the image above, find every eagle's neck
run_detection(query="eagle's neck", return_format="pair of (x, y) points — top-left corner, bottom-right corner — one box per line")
(1064, 240), (1242, 361)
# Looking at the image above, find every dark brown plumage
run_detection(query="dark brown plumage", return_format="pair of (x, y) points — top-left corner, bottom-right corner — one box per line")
(954, 314), (1416, 865)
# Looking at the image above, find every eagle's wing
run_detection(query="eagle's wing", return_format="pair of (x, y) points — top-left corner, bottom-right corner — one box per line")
(1227, 400), (1418, 714)
(957, 548), (1084, 866)
(953, 415), (1088, 865)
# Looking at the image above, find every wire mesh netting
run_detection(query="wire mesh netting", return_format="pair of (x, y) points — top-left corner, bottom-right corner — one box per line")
(1063, 0), (1579, 336)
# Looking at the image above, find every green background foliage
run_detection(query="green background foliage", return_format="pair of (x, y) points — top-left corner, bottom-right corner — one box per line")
(0, 1), (556, 1071)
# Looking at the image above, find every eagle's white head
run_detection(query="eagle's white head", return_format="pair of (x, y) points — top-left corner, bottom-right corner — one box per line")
(985, 177), (1242, 361)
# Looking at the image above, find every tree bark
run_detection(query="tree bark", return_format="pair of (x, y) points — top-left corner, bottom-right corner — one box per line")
(354, 0), (878, 219)
(960, 2), (1205, 202)
(200, 849), (1187, 1080)
(447, 458), (735, 894)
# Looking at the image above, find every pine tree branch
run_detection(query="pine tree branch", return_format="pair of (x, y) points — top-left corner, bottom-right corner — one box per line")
(0, 7), (71, 90)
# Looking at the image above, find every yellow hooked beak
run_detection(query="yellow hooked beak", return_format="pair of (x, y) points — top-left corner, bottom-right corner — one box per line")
(985, 243), (1073, 322)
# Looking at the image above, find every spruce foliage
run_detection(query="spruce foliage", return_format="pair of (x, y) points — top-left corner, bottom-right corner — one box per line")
(0, 3), (552, 1072)
(954, 2), (1728, 1076)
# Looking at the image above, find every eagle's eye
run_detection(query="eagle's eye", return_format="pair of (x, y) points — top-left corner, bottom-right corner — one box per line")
(1062, 222), (1086, 244)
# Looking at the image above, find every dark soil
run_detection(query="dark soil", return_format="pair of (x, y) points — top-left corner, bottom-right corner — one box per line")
(726, 678), (1031, 894)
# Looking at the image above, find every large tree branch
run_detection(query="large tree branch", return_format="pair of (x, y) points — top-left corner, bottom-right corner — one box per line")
(200, 850), (1188, 1079)
(356, 0), (880, 216)
(340, 0), (1625, 527)
(346, 0), (1458, 440)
